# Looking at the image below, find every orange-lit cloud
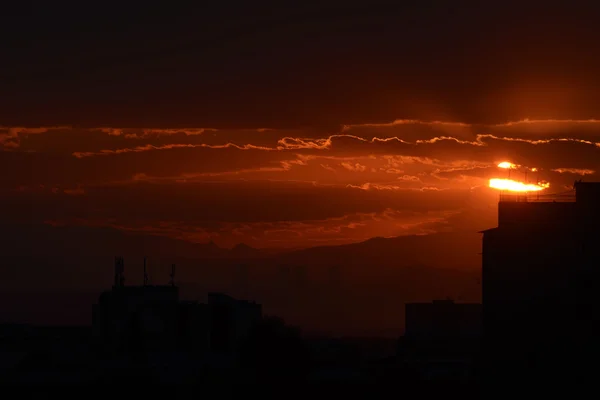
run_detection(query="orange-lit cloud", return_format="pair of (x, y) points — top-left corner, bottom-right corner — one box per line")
(340, 162), (367, 172)
(415, 136), (482, 146)
(346, 183), (443, 191)
(72, 142), (277, 158)
(492, 118), (600, 128)
(397, 175), (422, 182)
(3, 118), (600, 248)
(64, 129), (600, 159)
(92, 127), (215, 138)
(341, 119), (471, 131)
(551, 168), (596, 175)
(320, 164), (337, 173)
(0, 126), (70, 149)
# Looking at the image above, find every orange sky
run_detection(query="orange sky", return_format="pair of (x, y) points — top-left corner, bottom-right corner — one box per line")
(1, 119), (599, 248)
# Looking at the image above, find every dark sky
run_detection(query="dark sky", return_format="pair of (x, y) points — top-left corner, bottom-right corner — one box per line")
(3, 2), (600, 127)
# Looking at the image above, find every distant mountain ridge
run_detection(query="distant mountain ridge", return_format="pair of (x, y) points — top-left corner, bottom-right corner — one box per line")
(0, 222), (482, 267)
(1, 220), (485, 271)
(277, 231), (482, 270)
(231, 242), (263, 258)
(0, 223), (483, 336)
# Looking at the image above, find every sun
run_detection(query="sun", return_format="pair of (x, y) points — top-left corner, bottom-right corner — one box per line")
(489, 178), (549, 192)
(497, 161), (517, 169)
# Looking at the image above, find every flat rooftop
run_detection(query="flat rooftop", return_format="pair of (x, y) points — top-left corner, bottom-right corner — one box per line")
(497, 181), (600, 204)
(498, 192), (576, 203)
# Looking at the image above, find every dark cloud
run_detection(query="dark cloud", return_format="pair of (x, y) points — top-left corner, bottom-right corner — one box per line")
(3, 3), (600, 127)
(1, 180), (472, 223)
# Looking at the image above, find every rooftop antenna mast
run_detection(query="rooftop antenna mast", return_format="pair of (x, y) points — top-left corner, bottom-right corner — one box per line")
(114, 256), (125, 287)
(143, 257), (148, 286)
(169, 264), (176, 287)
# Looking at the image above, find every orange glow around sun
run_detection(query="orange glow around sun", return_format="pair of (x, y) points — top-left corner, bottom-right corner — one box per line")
(489, 178), (550, 192)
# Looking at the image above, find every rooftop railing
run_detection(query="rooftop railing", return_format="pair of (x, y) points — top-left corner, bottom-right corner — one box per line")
(499, 191), (576, 203)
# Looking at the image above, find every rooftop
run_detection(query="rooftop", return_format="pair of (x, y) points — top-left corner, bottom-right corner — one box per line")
(498, 191), (576, 203)
(497, 181), (600, 203)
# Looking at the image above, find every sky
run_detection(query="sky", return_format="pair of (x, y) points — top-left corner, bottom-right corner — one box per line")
(2, 1), (600, 250)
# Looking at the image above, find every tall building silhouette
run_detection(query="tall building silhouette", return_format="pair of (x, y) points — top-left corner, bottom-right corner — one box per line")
(481, 182), (598, 384)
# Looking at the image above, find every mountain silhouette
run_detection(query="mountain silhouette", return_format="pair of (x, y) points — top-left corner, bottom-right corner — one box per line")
(231, 243), (263, 258)
(0, 223), (481, 335)
(279, 232), (481, 271)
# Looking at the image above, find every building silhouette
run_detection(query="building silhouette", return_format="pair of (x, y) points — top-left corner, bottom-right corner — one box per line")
(404, 300), (482, 340)
(208, 292), (262, 355)
(398, 299), (481, 381)
(481, 181), (598, 384)
(92, 258), (261, 361)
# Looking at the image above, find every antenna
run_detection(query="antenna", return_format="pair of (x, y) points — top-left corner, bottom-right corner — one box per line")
(143, 257), (148, 286)
(169, 264), (176, 287)
(239, 264), (249, 299)
(114, 256), (119, 287)
(114, 256), (125, 287)
(121, 258), (125, 286)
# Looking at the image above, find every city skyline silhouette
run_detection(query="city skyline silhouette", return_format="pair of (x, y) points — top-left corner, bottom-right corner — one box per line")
(1, 1), (598, 389)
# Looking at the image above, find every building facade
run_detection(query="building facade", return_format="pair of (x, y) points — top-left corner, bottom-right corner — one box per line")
(92, 259), (262, 359)
(481, 182), (598, 383)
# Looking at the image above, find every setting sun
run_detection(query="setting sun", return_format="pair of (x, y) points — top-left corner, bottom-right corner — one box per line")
(497, 162), (518, 169)
(489, 178), (549, 192)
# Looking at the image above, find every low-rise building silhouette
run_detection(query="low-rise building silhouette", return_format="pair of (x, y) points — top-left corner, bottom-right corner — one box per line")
(92, 257), (261, 360)
(92, 284), (183, 354)
(398, 299), (481, 381)
(208, 292), (262, 354)
(404, 300), (482, 340)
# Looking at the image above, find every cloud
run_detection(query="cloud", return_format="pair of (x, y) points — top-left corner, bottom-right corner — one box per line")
(94, 128), (124, 136)
(4, 124), (598, 198)
(0, 126), (69, 149)
(340, 162), (367, 172)
(266, 133), (600, 155)
(346, 182), (442, 191)
(475, 134), (599, 147)
(492, 118), (600, 128)
(91, 127), (215, 138)
(551, 168), (596, 175)
(3, 118), (600, 249)
(41, 207), (464, 248)
(72, 142), (277, 158)
(397, 175), (421, 182)
(341, 119), (471, 131)
(320, 164), (336, 173)
(63, 188), (85, 195)
(1, 122), (591, 170)
(277, 136), (334, 150)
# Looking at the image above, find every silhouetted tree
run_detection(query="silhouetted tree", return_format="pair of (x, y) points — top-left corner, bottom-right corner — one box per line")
(238, 316), (311, 383)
